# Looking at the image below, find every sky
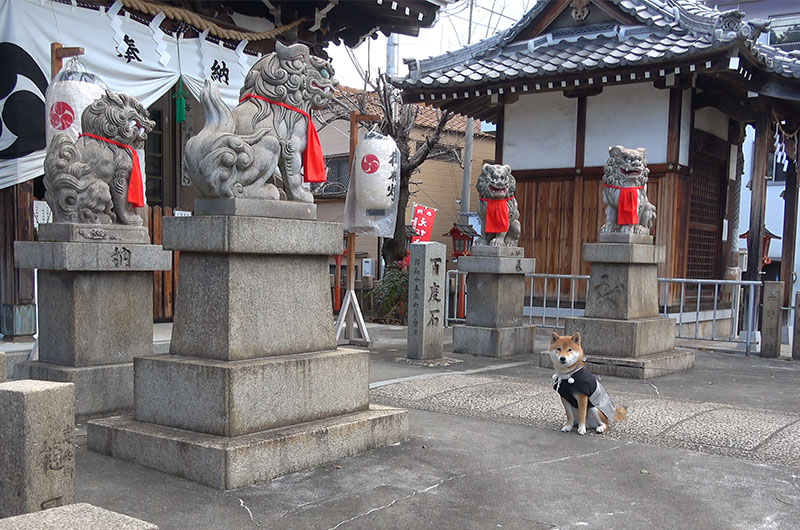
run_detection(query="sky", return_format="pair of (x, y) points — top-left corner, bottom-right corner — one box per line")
(325, 0), (538, 90)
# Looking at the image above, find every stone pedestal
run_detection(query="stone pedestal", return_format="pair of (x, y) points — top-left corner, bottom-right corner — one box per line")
(14, 224), (171, 418)
(0, 380), (75, 518)
(559, 237), (694, 379)
(0, 351), (5, 382)
(407, 242), (446, 360)
(453, 246), (536, 357)
(760, 281), (783, 358)
(88, 199), (408, 490)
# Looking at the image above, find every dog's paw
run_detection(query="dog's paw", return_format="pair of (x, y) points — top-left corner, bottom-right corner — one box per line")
(561, 424), (574, 432)
(577, 425), (587, 435)
(595, 424), (608, 434)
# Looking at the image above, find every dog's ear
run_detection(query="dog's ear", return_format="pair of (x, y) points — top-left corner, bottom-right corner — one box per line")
(551, 332), (560, 343)
(571, 332), (581, 345)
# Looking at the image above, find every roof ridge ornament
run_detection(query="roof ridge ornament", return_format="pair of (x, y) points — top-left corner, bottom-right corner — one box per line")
(570, 0), (590, 22)
(715, 9), (745, 32)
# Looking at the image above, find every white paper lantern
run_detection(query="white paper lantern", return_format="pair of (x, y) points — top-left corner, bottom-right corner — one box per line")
(45, 59), (107, 147)
(353, 130), (399, 212)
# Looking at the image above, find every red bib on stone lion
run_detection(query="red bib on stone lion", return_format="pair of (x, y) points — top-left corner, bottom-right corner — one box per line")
(605, 185), (641, 225)
(481, 197), (511, 232)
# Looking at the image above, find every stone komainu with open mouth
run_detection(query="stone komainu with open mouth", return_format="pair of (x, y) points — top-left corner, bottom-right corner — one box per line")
(600, 145), (656, 235)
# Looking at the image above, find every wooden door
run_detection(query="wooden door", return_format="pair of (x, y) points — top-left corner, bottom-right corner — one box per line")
(688, 131), (728, 279)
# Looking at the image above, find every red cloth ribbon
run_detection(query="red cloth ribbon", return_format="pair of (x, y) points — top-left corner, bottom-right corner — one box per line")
(240, 94), (326, 183)
(480, 197), (512, 232)
(605, 185), (643, 225)
(80, 133), (145, 207)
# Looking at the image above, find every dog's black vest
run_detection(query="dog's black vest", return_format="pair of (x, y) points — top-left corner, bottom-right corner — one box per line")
(553, 366), (598, 409)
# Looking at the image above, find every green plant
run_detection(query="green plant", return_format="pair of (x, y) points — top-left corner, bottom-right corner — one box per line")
(372, 266), (409, 324)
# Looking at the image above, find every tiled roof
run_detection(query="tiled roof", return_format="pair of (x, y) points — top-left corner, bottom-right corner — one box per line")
(397, 0), (800, 95)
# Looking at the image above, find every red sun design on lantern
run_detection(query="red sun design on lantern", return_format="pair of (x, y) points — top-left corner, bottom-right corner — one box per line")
(361, 153), (380, 174)
(49, 101), (75, 130)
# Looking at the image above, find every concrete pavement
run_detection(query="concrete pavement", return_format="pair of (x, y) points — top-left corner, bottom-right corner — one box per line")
(5, 322), (800, 528)
(55, 324), (800, 528)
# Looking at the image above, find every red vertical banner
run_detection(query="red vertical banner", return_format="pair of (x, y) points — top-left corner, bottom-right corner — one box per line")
(411, 203), (437, 243)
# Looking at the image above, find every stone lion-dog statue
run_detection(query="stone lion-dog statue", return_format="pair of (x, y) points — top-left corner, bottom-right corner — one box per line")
(44, 89), (154, 225)
(600, 145), (656, 235)
(184, 41), (337, 202)
(476, 163), (521, 247)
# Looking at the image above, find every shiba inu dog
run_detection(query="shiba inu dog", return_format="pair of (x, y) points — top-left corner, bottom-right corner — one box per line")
(549, 332), (627, 435)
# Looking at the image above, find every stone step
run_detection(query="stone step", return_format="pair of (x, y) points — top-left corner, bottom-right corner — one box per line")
(26, 361), (133, 420)
(565, 315), (675, 358)
(453, 324), (536, 358)
(134, 348), (369, 437)
(88, 405), (408, 490)
(539, 348), (695, 379)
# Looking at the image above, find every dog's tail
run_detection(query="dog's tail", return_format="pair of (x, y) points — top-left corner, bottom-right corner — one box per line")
(613, 406), (628, 422)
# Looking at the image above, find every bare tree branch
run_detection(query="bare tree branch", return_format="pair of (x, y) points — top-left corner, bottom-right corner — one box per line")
(408, 109), (454, 170)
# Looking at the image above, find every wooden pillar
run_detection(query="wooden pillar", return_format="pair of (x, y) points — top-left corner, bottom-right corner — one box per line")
(570, 96), (586, 277)
(745, 111), (771, 281)
(662, 87), (685, 304)
(780, 159), (798, 308)
(0, 181), (36, 341)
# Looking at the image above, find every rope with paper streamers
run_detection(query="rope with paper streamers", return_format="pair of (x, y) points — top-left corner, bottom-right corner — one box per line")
(121, 0), (305, 42)
(773, 109), (800, 173)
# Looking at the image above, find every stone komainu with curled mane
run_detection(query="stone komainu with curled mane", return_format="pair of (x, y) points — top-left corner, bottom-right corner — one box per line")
(476, 163), (521, 247)
(601, 146), (656, 235)
(44, 89), (154, 225)
(184, 41), (337, 203)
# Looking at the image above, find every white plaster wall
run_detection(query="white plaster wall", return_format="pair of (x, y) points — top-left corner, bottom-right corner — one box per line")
(679, 89), (692, 166)
(584, 84), (670, 166)
(694, 107), (729, 140)
(503, 92), (577, 169)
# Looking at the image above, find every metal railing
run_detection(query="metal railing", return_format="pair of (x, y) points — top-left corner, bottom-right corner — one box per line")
(658, 278), (760, 352)
(445, 271), (762, 355)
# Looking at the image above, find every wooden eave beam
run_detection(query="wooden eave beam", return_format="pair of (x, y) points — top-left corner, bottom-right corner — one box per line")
(693, 90), (759, 123)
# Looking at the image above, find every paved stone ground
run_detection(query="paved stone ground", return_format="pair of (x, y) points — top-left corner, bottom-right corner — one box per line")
(9, 323), (800, 528)
(371, 370), (800, 467)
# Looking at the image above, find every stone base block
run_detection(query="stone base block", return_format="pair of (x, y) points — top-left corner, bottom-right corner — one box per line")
(457, 255), (535, 275)
(162, 215), (342, 255)
(464, 274), (526, 328)
(7, 350), (31, 380)
(565, 316), (675, 358)
(597, 232), (653, 245)
(0, 380), (74, 518)
(88, 405), (409, 490)
(0, 503), (158, 530)
(134, 348), (369, 437)
(26, 361), (132, 420)
(37, 223), (150, 244)
(539, 348), (696, 379)
(452, 324), (536, 358)
(583, 242), (665, 264)
(471, 245), (525, 257)
(194, 198), (317, 220)
(14, 241), (171, 271)
(0, 352), (5, 382)
(584, 262), (659, 320)
(170, 252), (336, 360)
(37, 271), (154, 366)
